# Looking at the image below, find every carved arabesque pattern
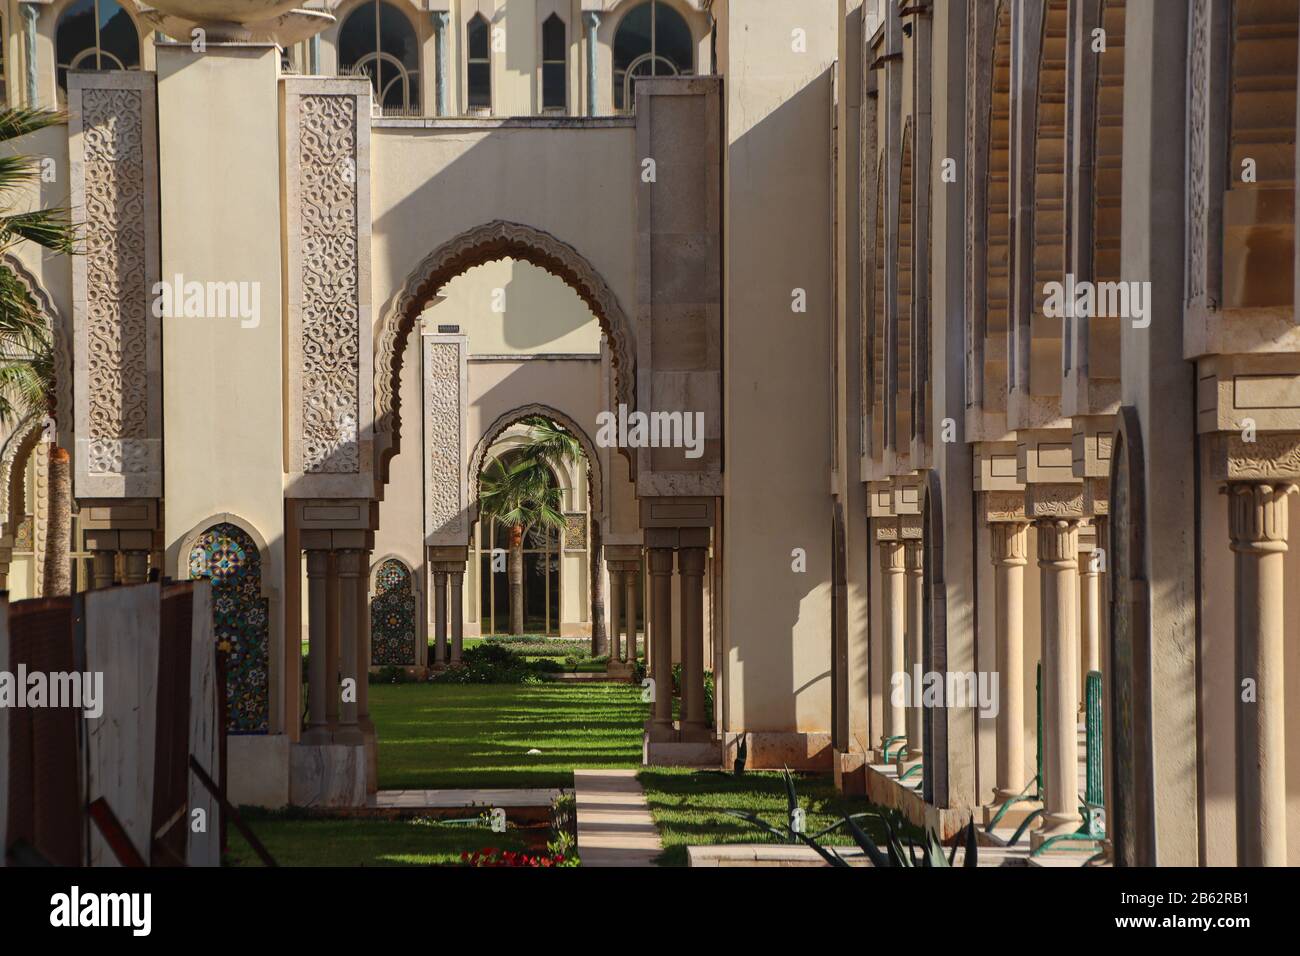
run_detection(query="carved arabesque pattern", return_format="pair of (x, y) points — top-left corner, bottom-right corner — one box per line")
(426, 340), (462, 536)
(82, 88), (149, 476)
(375, 221), (635, 484)
(299, 94), (361, 475)
(1187, 0), (1209, 305)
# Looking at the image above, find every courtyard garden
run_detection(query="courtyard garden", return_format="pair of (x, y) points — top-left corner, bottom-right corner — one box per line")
(237, 642), (885, 866)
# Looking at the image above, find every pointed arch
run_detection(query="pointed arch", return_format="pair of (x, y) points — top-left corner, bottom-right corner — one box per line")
(467, 402), (604, 523)
(373, 221), (635, 486)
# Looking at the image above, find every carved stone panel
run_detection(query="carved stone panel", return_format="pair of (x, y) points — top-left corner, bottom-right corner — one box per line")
(69, 72), (161, 499)
(284, 78), (373, 498)
(423, 333), (467, 546)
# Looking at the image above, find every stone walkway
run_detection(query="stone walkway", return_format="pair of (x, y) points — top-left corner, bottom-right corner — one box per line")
(574, 769), (663, 867)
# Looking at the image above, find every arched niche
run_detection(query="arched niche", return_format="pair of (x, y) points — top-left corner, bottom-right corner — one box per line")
(1107, 405), (1155, 865)
(921, 468), (948, 806)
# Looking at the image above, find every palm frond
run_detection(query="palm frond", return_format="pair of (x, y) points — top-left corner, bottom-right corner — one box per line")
(0, 208), (78, 255)
(0, 108), (68, 145)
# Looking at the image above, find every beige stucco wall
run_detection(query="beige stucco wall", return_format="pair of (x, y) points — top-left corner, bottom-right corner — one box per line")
(156, 46), (287, 740)
(718, 0), (837, 736)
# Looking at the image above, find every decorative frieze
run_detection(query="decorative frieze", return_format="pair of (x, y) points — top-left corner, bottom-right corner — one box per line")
(69, 72), (161, 499)
(423, 333), (467, 545)
(1025, 482), (1085, 520)
(983, 489), (1027, 524)
(1207, 431), (1300, 482)
(285, 77), (373, 498)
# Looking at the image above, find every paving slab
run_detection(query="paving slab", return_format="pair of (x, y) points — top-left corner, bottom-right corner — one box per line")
(575, 769), (662, 867)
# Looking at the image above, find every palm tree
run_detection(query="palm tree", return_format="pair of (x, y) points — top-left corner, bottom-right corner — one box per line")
(479, 451), (566, 634)
(478, 417), (585, 635)
(0, 108), (79, 598)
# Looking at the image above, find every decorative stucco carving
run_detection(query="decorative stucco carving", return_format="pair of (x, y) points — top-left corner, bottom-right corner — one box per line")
(284, 77), (373, 499)
(983, 489), (1028, 523)
(466, 403), (604, 521)
(0, 414), (42, 537)
(1025, 482), (1086, 519)
(299, 93), (361, 475)
(1213, 432), (1300, 481)
(70, 73), (161, 498)
(1226, 482), (1296, 550)
(1187, 0), (1209, 307)
(375, 221), (636, 485)
(425, 338), (463, 541)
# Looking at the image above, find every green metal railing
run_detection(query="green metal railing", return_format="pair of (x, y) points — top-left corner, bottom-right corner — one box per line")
(1029, 669), (1107, 857)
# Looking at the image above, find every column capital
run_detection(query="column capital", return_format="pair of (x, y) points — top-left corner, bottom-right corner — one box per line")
(990, 520), (1029, 567)
(647, 547), (674, 575)
(335, 549), (363, 577)
(903, 539), (924, 573)
(878, 537), (905, 573)
(1226, 481), (1296, 554)
(1036, 518), (1081, 568)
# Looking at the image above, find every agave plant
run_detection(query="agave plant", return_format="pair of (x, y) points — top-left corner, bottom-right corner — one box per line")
(722, 767), (979, 867)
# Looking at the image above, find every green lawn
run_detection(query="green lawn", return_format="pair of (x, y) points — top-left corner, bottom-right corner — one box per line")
(226, 812), (528, 867)
(637, 767), (895, 867)
(372, 681), (647, 789)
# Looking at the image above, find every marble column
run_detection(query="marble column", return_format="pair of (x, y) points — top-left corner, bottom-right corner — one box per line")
(122, 550), (149, 585)
(303, 549), (331, 744)
(878, 539), (906, 754)
(1228, 481), (1293, 867)
(990, 521), (1030, 802)
(356, 555), (373, 734)
(432, 569), (448, 668)
(608, 568), (624, 663)
(647, 547), (675, 737)
(1079, 533), (1102, 695)
(334, 550), (364, 745)
(679, 545), (709, 740)
(324, 551), (340, 733)
(625, 569), (639, 662)
(1036, 519), (1081, 839)
(585, 12), (601, 116)
(433, 10), (450, 116)
(903, 540), (924, 760)
(450, 568), (465, 666)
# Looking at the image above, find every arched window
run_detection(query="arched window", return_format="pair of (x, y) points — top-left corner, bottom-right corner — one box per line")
(542, 13), (566, 111)
(338, 0), (420, 114)
(467, 13), (491, 110)
(613, 0), (694, 112)
(55, 0), (140, 91)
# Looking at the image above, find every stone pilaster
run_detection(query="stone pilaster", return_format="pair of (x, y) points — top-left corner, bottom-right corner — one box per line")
(679, 543), (710, 741)
(302, 549), (331, 745)
(1227, 481), (1294, 866)
(877, 536), (906, 754)
(646, 546), (676, 741)
(334, 549), (364, 745)
(902, 537), (925, 763)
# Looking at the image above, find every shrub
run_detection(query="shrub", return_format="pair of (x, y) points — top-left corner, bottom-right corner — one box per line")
(432, 642), (552, 685)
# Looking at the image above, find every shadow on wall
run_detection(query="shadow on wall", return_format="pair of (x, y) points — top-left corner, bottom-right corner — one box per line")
(727, 71), (837, 739)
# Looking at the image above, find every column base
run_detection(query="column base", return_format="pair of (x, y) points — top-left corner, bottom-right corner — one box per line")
(833, 749), (868, 795)
(1028, 813), (1086, 852)
(605, 659), (635, 678)
(679, 720), (714, 743)
(980, 798), (1043, 831)
(333, 724), (365, 747)
(645, 719), (678, 744)
(644, 731), (722, 768)
(301, 725), (333, 746)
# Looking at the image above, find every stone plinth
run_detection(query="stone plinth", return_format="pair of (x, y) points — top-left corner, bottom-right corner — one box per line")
(290, 743), (367, 808)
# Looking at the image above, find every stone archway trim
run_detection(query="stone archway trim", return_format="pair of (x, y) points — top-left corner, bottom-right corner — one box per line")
(374, 220), (635, 486)
(2, 254), (72, 447)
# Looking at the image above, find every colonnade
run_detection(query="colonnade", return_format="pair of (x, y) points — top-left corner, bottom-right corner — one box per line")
(300, 530), (374, 752)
